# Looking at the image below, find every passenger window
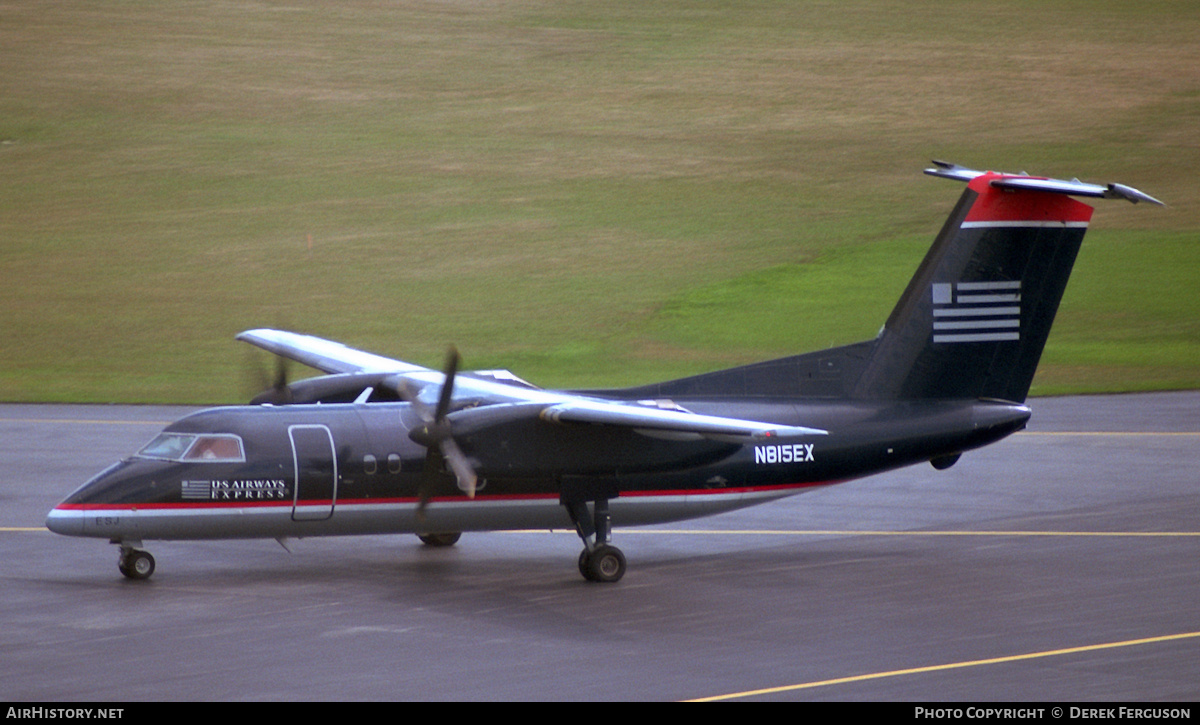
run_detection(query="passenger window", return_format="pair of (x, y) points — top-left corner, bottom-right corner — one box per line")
(363, 455), (378, 475)
(387, 454), (401, 474)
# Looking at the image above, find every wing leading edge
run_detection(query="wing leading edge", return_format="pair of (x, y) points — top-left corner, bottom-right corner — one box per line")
(236, 328), (431, 375)
(237, 328), (826, 440)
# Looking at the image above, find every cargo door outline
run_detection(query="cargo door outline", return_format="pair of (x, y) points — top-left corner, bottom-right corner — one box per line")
(289, 424), (337, 522)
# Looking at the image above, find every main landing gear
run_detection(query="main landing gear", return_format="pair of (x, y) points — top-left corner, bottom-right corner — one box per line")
(115, 541), (155, 580)
(578, 543), (626, 583)
(564, 497), (626, 583)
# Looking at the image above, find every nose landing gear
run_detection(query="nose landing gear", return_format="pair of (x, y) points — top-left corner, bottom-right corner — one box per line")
(115, 541), (155, 580)
(417, 531), (463, 547)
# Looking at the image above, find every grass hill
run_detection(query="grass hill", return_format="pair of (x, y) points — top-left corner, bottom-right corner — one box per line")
(1, 1), (1197, 403)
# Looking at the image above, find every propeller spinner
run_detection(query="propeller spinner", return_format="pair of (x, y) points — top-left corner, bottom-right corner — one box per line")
(396, 347), (479, 518)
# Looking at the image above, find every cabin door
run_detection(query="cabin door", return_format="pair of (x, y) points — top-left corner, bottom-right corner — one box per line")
(289, 424), (337, 522)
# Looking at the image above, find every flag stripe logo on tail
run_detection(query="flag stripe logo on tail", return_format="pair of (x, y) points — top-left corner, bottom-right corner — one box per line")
(932, 281), (1021, 343)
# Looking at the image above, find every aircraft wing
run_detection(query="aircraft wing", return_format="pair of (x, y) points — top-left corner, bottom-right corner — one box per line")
(539, 400), (826, 439)
(238, 328), (826, 440)
(236, 329), (432, 375)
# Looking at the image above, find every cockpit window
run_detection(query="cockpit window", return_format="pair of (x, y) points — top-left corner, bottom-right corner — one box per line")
(183, 435), (244, 461)
(137, 433), (195, 460)
(136, 433), (245, 463)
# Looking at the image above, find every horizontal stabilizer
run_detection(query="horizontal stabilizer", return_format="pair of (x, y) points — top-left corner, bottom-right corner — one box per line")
(924, 161), (1163, 205)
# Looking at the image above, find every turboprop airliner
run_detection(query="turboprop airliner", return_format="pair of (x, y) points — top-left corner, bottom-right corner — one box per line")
(46, 162), (1161, 583)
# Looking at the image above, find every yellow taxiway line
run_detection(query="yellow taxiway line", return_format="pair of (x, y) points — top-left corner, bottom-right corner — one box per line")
(0, 418), (170, 426)
(1019, 431), (1200, 436)
(688, 630), (1200, 701)
(621, 528), (1200, 538)
(14, 526), (1200, 537)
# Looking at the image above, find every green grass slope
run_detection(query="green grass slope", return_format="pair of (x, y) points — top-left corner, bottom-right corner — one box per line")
(1, 1), (1196, 403)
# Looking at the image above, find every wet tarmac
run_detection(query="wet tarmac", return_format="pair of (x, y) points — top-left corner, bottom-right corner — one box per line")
(2, 393), (1197, 701)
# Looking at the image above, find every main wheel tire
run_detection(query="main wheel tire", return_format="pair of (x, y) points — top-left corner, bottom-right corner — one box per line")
(417, 532), (462, 547)
(583, 544), (626, 583)
(120, 550), (155, 580)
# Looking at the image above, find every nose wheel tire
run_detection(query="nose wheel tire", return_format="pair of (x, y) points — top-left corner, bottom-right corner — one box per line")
(118, 549), (155, 580)
(579, 544), (626, 583)
(417, 532), (462, 547)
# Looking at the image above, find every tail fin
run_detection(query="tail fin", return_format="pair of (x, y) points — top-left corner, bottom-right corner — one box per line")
(851, 162), (1161, 403)
(615, 162), (1158, 404)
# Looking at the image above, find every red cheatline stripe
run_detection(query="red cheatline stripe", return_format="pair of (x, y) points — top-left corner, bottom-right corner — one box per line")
(51, 480), (836, 512)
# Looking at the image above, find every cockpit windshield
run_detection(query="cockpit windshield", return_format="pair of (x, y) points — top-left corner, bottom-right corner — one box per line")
(136, 433), (245, 463)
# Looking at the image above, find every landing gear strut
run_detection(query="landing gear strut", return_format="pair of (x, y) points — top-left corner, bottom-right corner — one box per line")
(115, 541), (155, 580)
(564, 497), (626, 583)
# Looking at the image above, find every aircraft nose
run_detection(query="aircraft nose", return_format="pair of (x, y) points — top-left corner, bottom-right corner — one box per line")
(45, 460), (127, 537)
(45, 505), (83, 536)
